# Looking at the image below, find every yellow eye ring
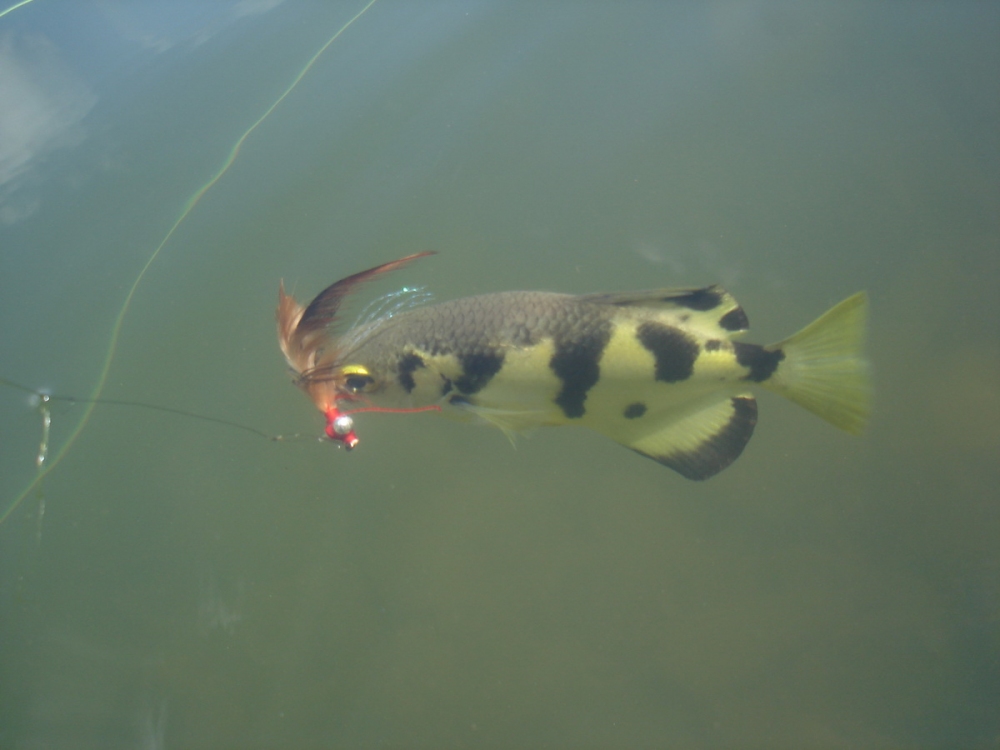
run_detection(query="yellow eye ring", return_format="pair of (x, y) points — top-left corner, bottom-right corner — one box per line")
(340, 365), (370, 377)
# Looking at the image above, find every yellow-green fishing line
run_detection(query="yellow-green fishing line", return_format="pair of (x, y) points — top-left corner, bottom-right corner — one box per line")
(0, 0), (380, 526)
(0, 0), (37, 21)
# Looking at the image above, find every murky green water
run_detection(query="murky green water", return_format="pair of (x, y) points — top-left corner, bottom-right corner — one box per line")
(1, 2), (998, 747)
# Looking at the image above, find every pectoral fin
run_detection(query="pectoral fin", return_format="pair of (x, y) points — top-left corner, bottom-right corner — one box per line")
(446, 398), (551, 446)
(619, 395), (758, 480)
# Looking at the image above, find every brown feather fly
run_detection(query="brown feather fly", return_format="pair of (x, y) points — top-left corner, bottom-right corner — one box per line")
(276, 251), (434, 414)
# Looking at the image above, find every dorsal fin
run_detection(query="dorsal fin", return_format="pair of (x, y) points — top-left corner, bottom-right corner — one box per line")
(579, 284), (749, 335)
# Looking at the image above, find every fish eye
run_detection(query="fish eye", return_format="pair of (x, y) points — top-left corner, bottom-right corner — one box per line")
(339, 365), (372, 393)
(343, 372), (374, 393)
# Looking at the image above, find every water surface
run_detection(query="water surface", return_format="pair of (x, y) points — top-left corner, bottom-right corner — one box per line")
(1, 2), (998, 747)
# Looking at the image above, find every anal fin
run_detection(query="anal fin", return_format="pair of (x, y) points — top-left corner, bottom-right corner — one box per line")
(625, 395), (758, 480)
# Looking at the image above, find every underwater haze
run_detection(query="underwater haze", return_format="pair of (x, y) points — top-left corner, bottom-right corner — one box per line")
(1, 1), (998, 747)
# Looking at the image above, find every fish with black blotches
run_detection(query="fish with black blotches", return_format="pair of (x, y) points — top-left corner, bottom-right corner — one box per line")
(277, 253), (870, 479)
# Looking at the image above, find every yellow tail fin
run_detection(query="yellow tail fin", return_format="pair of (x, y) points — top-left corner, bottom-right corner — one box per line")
(765, 292), (871, 434)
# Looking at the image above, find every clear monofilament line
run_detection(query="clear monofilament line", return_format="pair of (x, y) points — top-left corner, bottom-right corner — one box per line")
(35, 395), (51, 469)
(0, 0), (381, 527)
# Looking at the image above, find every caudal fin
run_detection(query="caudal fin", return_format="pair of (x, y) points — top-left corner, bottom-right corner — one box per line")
(765, 292), (871, 434)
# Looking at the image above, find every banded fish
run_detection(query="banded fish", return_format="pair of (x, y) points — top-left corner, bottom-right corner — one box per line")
(277, 252), (870, 479)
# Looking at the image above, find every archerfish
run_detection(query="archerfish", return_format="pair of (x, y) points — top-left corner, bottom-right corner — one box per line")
(277, 252), (870, 479)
